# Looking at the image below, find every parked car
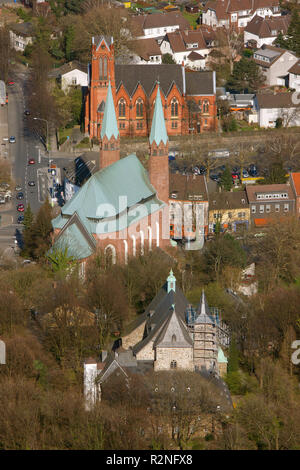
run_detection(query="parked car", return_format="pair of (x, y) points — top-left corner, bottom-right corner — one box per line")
(2, 136), (9, 142)
(28, 159), (35, 165)
(0, 196), (5, 204)
(9, 136), (16, 143)
(242, 170), (250, 178)
(15, 185), (22, 191)
(210, 173), (220, 182)
(24, 110), (30, 116)
(232, 173), (239, 180)
(28, 181), (35, 187)
(16, 192), (24, 200)
(17, 215), (24, 224)
(7, 81), (15, 86)
(249, 164), (258, 176)
(17, 203), (24, 212)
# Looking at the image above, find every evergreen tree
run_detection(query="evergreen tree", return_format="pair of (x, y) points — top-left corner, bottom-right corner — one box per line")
(23, 204), (34, 230)
(227, 57), (266, 93)
(262, 162), (288, 184)
(162, 53), (176, 64)
(22, 200), (53, 260)
(228, 337), (239, 373)
(220, 166), (233, 191)
(275, 10), (300, 56)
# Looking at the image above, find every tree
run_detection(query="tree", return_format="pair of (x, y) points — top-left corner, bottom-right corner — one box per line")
(162, 53), (176, 64)
(47, 247), (77, 277)
(227, 57), (266, 93)
(22, 200), (53, 260)
(275, 9), (300, 57)
(220, 165), (233, 191)
(23, 204), (34, 231)
(261, 162), (288, 184)
(0, 26), (12, 84)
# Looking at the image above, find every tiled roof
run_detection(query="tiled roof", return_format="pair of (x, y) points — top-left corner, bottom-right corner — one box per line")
(170, 174), (208, 201)
(203, 0), (280, 17)
(209, 190), (248, 210)
(48, 61), (87, 78)
(188, 51), (205, 61)
(256, 93), (300, 109)
(289, 59), (300, 76)
(246, 184), (295, 202)
(245, 14), (291, 38)
(131, 11), (190, 33)
(291, 173), (300, 196)
(164, 29), (207, 54)
(9, 22), (35, 36)
(130, 38), (162, 61)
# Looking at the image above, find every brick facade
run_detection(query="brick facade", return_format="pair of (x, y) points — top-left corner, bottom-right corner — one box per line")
(84, 36), (217, 139)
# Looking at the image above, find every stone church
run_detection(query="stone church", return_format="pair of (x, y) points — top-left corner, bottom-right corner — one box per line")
(84, 271), (229, 406)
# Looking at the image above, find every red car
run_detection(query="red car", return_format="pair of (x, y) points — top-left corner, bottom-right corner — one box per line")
(28, 159), (35, 165)
(17, 204), (24, 212)
(232, 173), (239, 181)
(8, 81), (15, 86)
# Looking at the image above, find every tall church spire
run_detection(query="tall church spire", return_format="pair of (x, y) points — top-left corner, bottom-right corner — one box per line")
(148, 84), (169, 205)
(99, 80), (120, 170)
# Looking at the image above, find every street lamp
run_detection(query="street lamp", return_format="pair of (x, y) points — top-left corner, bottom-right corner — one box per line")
(33, 117), (50, 165)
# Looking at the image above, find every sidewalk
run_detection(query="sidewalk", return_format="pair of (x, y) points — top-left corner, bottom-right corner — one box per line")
(0, 202), (13, 227)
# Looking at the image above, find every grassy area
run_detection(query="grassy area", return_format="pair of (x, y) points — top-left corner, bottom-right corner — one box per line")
(182, 11), (200, 30)
(58, 127), (72, 145)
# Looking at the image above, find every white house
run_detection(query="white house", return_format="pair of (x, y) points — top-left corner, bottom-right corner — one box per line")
(9, 22), (35, 52)
(202, 0), (281, 29)
(48, 61), (88, 93)
(131, 11), (190, 42)
(160, 29), (210, 69)
(255, 93), (300, 128)
(253, 45), (298, 87)
(244, 14), (291, 48)
(289, 60), (300, 92)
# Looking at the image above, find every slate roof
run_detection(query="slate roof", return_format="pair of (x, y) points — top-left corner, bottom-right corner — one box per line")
(209, 190), (248, 210)
(194, 290), (216, 325)
(52, 154), (165, 237)
(289, 59), (300, 76)
(170, 174), (208, 201)
(48, 61), (87, 79)
(163, 29), (207, 54)
(10, 22), (35, 37)
(115, 65), (215, 97)
(154, 308), (193, 348)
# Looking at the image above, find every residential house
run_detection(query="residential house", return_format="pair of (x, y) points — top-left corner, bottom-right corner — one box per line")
(160, 29), (210, 69)
(253, 44), (298, 87)
(131, 11), (190, 42)
(84, 272), (230, 407)
(289, 172), (300, 217)
(185, 3), (200, 13)
(255, 93), (300, 128)
(84, 36), (217, 139)
(129, 38), (162, 64)
(9, 22), (35, 52)
(208, 190), (250, 233)
(244, 14), (291, 48)
(169, 173), (209, 249)
(202, 0), (281, 29)
(246, 183), (296, 227)
(289, 60), (300, 92)
(48, 61), (88, 93)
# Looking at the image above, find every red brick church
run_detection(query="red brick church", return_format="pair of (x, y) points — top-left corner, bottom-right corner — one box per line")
(84, 36), (217, 139)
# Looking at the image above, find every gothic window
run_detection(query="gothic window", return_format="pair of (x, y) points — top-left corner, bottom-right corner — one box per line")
(171, 98), (178, 117)
(103, 57), (107, 79)
(170, 360), (177, 369)
(136, 98), (143, 117)
(118, 98), (126, 118)
(99, 57), (108, 80)
(171, 334), (176, 343)
(203, 100), (209, 113)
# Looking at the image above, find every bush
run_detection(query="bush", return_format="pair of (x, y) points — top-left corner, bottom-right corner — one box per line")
(80, 137), (90, 145)
(225, 370), (258, 395)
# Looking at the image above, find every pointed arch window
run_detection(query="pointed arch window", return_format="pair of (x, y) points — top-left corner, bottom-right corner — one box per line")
(136, 98), (143, 118)
(203, 100), (209, 114)
(103, 57), (108, 79)
(99, 58), (103, 80)
(171, 98), (178, 118)
(118, 98), (126, 118)
(99, 57), (108, 80)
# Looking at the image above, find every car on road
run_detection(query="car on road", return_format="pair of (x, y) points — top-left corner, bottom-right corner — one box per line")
(24, 110), (30, 116)
(17, 203), (24, 212)
(16, 192), (24, 200)
(17, 215), (24, 224)
(7, 81), (15, 86)
(2, 136), (9, 142)
(28, 181), (35, 187)
(15, 185), (22, 192)
(9, 136), (16, 143)
(28, 158), (35, 165)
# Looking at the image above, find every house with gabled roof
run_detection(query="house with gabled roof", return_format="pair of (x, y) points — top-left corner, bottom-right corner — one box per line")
(84, 35), (217, 138)
(83, 271), (230, 407)
(48, 61), (88, 93)
(131, 11), (190, 41)
(253, 44), (298, 87)
(244, 14), (291, 49)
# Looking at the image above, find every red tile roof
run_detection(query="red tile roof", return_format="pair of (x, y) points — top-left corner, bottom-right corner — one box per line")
(291, 172), (300, 196)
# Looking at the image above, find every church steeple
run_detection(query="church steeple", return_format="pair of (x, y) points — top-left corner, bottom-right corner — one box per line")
(167, 269), (176, 293)
(149, 83), (169, 205)
(99, 80), (120, 170)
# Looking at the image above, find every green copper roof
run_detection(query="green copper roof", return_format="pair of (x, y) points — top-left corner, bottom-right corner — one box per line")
(167, 269), (176, 293)
(100, 81), (119, 141)
(217, 347), (228, 364)
(52, 154), (165, 236)
(149, 84), (168, 147)
(50, 223), (94, 260)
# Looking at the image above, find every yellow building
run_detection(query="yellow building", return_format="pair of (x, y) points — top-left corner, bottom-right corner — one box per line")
(209, 190), (250, 233)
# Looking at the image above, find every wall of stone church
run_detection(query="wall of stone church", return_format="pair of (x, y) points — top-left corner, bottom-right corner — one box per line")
(122, 322), (146, 350)
(154, 347), (194, 371)
(218, 362), (227, 378)
(135, 339), (155, 361)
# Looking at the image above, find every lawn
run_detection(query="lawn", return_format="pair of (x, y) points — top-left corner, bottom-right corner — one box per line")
(182, 11), (200, 30)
